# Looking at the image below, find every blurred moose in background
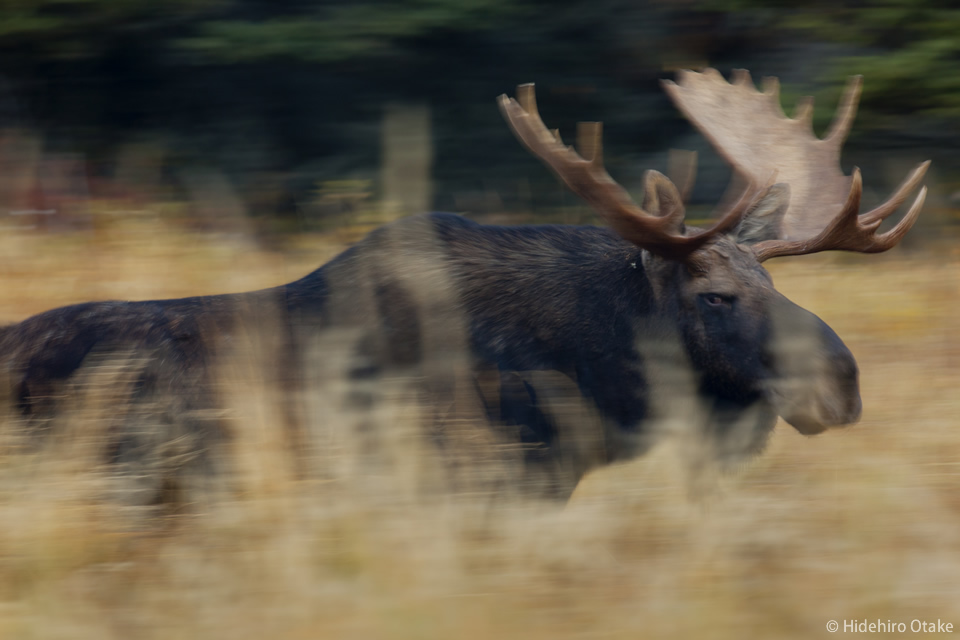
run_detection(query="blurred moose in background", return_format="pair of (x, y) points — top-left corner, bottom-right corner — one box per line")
(0, 69), (929, 506)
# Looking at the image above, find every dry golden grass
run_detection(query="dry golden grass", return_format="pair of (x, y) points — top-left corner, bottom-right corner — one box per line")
(0, 217), (958, 639)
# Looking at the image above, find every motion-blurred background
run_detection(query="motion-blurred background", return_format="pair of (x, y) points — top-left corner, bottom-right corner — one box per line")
(0, 0), (957, 234)
(1, 2), (959, 639)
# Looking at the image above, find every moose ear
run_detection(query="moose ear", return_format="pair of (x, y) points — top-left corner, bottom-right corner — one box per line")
(734, 183), (791, 245)
(641, 170), (685, 234)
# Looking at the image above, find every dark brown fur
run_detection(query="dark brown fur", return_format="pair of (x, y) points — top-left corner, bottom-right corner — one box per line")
(0, 200), (861, 504)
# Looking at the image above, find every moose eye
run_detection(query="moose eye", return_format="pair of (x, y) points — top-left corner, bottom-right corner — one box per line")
(702, 293), (734, 308)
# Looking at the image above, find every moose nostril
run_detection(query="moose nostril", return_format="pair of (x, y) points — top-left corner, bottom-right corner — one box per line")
(841, 359), (859, 392)
(849, 394), (863, 422)
(831, 358), (862, 424)
(837, 361), (857, 388)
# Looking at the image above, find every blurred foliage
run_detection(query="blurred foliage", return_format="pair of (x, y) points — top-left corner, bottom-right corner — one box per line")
(0, 0), (518, 62)
(0, 0), (218, 56)
(0, 0), (955, 222)
(701, 0), (960, 127)
(183, 0), (521, 63)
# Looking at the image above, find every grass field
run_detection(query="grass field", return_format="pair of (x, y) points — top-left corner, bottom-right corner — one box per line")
(0, 216), (958, 639)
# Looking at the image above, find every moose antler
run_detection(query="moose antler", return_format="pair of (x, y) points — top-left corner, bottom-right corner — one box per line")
(750, 164), (928, 261)
(662, 68), (930, 261)
(498, 84), (760, 260)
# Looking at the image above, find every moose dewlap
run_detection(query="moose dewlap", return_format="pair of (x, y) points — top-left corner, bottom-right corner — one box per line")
(0, 69), (929, 506)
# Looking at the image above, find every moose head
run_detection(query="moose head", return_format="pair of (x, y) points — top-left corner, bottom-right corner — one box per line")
(492, 69), (927, 470)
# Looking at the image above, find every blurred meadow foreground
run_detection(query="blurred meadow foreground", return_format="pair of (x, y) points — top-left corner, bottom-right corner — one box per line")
(0, 207), (958, 640)
(2, 1), (960, 638)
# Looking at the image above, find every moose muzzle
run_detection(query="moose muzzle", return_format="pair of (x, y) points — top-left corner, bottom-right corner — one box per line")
(765, 294), (862, 435)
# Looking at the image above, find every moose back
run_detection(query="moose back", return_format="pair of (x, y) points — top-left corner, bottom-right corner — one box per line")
(0, 69), (928, 504)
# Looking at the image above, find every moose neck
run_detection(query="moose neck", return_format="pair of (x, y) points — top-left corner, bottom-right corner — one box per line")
(424, 214), (662, 437)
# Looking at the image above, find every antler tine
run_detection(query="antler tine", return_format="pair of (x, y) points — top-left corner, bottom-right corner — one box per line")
(825, 75), (863, 146)
(793, 96), (814, 130)
(750, 164), (929, 262)
(871, 186), (927, 250)
(517, 83), (538, 119)
(860, 160), (931, 224)
(762, 76), (780, 98)
(499, 84), (756, 260)
(731, 69), (753, 86)
(507, 84), (557, 150)
(576, 121), (603, 168)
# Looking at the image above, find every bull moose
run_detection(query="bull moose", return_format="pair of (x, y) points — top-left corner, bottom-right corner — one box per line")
(0, 69), (929, 504)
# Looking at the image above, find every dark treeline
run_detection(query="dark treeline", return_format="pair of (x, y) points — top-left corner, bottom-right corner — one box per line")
(1, 0), (958, 226)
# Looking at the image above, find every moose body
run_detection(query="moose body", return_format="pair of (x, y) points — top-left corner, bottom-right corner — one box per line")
(0, 210), (863, 502)
(0, 69), (929, 504)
